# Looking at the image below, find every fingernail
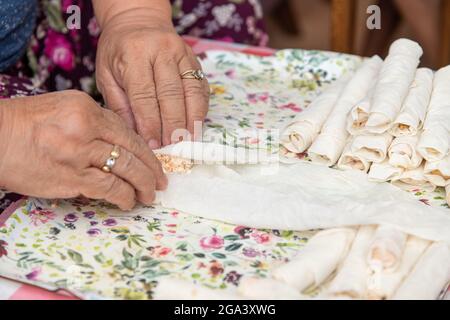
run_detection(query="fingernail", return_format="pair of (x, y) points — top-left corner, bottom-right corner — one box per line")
(148, 139), (161, 150)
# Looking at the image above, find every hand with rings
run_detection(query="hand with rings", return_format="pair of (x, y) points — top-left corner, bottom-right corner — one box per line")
(0, 91), (167, 211)
(95, 5), (210, 149)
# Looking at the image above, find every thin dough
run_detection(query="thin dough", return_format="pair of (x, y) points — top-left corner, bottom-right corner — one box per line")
(272, 228), (356, 292)
(366, 39), (423, 133)
(389, 68), (433, 137)
(281, 77), (349, 154)
(388, 135), (423, 169)
(423, 156), (450, 187)
(417, 66), (450, 161)
(351, 133), (393, 163)
(367, 225), (408, 272)
(392, 242), (450, 300)
(367, 236), (430, 300)
(326, 226), (376, 299)
(337, 140), (372, 172)
(308, 56), (383, 166)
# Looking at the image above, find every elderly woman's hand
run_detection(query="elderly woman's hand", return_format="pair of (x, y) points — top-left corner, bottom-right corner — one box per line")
(95, 6), (210, 149)
(0, 90), (167, 210)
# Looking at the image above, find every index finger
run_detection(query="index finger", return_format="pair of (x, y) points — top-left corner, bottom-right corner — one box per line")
(122, 63), (163, 149)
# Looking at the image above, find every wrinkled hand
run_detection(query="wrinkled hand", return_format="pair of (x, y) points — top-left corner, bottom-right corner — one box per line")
(96, 10), (209, 149)
(0, 90), (167, 210)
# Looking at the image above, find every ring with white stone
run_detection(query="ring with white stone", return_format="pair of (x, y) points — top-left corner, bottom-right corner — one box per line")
(101, 145), (120, 173)
(180, 69), (206, 81)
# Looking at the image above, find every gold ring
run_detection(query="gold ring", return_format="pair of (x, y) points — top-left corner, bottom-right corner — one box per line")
(101, 145), (120, 173)
(180, 69), (205, 81)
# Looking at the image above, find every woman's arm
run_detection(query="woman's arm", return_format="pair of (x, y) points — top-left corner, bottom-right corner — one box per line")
(92, 0), (172, 30)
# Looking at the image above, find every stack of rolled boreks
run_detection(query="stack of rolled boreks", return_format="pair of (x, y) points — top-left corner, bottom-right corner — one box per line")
(155, 226), (449, 300)
(281, 38), (450, 207)
(238, 226), (450, 300)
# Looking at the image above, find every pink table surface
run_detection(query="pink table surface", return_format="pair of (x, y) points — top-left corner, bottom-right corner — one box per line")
(0, 36), (275, 300)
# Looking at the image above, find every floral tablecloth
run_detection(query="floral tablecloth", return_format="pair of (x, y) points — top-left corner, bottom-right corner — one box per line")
(1, 37), (449, 300)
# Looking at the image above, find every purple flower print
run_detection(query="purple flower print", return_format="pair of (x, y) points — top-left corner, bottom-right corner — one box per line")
(102, 218), (117, 227)
(83, 211), (95, 219)
(87, 228), (101, 237)
(25, 268), (41, 281)
(90, 221), (98, 226)
(224, 271), (242, 286)
(64, 213), (78, 223)
(243, 247), (259, 258)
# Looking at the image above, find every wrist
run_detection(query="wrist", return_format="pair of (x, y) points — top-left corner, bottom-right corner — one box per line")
(0, 101), (15, 184)
(94, 0), (173, 31)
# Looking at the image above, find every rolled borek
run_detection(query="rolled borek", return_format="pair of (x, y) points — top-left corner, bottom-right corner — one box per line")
(388, 135), (423, 169)
(366, 39), (423, 134)
(351, 133), (393, 163)
(281, 77), (349, 154)
(337, 140), (372, 173)
(368, 160), (404, 182)
(389, 68), (433, 137)
(272, 228), (356, 292)
(423, 156), (450, 187)
(391, 163), (436, 192)
(326, 225), (376, 299)
(392, 242), (450, 300)
(367, 225), (408, 272)
(347, 85), (376, 135)
(417, 65), (450, 161)
(367, 236), (430, 300)
(308, 56), (383, 166)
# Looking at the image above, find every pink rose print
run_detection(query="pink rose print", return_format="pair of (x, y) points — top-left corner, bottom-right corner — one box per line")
(44, 30), (75, 71)
(29, 208), (56, 226)
(251, 231), (271, 244)
(200, 235), (224, 250)
(88, 18), (100, 37)
(156, 247), (171, 257)
(217, 36), (234, 43)
(279, 103), (302, 113)
(248, 92), (269, 104)
(147, 246), (172, 258)
(61, 0), (73, 11)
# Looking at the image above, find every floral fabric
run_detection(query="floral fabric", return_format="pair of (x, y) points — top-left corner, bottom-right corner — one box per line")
(1, 49), (448, 299)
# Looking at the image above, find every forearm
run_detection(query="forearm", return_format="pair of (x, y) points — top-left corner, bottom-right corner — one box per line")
(0, 100), (16, 183)
(92, 0), (172, 29)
